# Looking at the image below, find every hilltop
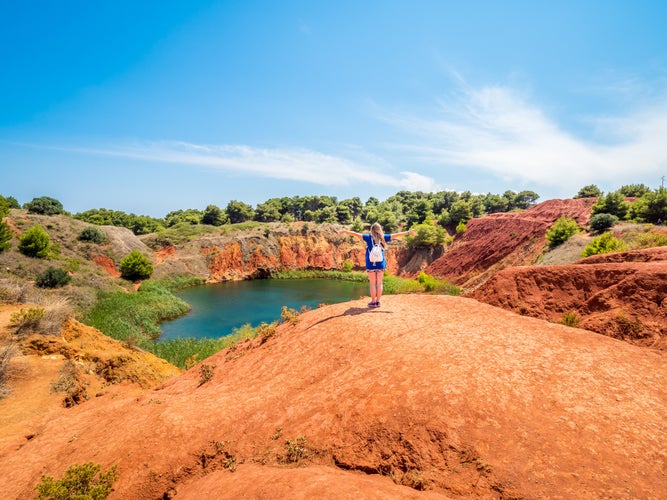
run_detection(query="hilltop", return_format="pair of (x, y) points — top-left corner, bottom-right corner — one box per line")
(1, 295), (665, 498)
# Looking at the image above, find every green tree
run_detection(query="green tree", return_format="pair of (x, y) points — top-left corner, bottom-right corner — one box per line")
(448, 200), (473, 226)
(335, 204), (352, 224)
(0, 196), (11, 219)
(201, 205), (228, 226)
(545, 217), (580, 248)
(574, 184), (602, 199)
(630, 188), (667, 223)
(483, 193), (509, 213)
(19, 225), (50, 258)
(0, 220), (12, 252)
(254, 200), (282, 222)
(226, 200), (255, 224)
(618, 183), (651, 198)
(119, 250), (153, 281)
(24, 196), (65, 215)
(589, 213), (618, 234)
(316, 206), (338, 223)
(582, 232), (627, 257)
(409, 222), (449, 248)
(164, 209), (203, 226)
(514, 190), (540, 209)
(591, 191), (629, 219)
(1, 195), (20, 209)
(339, 197), (363, 220)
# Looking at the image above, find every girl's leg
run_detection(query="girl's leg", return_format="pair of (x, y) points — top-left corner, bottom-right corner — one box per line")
(367, 271), (377, 304)
(374, 271), (384, 304)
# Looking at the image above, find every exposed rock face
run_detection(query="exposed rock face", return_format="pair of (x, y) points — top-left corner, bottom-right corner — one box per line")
(150, 224), (413, 282)
(470, 247), (667, 348)
(426, 198), (595, 290)
(1, 296), (665, 499)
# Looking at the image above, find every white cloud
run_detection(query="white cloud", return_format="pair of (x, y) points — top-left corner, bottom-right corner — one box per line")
(58, 141), (441, 192)
(384, 83), (667, 193)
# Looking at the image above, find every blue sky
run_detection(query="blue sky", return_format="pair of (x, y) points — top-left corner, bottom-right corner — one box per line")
(2, 1), (666, 217)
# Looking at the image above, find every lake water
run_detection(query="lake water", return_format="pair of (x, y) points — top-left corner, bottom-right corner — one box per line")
(159, 278), (369, 341)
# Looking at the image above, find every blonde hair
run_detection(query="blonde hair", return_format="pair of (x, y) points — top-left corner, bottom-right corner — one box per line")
(370, 222), (387, 248)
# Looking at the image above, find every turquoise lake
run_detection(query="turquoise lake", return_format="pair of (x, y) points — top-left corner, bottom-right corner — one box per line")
(159, 279), (369, 341)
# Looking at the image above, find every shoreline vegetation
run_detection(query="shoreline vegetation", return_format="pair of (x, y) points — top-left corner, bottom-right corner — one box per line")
(83, 271), (460, 368)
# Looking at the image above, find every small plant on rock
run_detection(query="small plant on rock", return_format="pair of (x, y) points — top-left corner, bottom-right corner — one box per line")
(35, 462), (118, 500)
(280, 306), (300, 325)
(9, 307), (45, 335)
(560, 311), (581, 328)
(198, 363), (216, 386)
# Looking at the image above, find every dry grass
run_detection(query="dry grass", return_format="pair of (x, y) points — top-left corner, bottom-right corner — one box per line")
(0, 342), (17, 399)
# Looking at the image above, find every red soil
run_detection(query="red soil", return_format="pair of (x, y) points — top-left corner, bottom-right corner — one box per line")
(470, 246), (667, 348)
(426, 198), (595, 290)
(1, 295), (665, 499)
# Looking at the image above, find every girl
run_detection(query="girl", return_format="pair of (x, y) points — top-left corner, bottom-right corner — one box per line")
(339, 223), (414, 308)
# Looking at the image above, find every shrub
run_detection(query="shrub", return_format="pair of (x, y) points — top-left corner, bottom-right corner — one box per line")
(18, 224), (50, 258)
(119, 250), (153, 281)
(455, 221), (467, 234)
(630, 231), (667, 249)
(35, 462), (118, 500)
(24, 196), (65, 215)
(582, 232), (627, 257)
(342, 259), (354, 272)
(36, 267), (71, 288)
(418, 271), (438, 291)
(9, 307), (45, 335)
(589, 213), (618, 234)
(280, 306), (300, 325)
(545, 217), (580, 248)
(0, 278), (29, 303)
(198, 363), (216, 386)
(0, 220), (12, 252)
(78, 226), (107, 244)
(560, 311), (581, 328)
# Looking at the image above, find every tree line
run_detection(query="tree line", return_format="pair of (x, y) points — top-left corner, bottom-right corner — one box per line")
(1, 182), (665, 243)
(0, 190), (539, 236)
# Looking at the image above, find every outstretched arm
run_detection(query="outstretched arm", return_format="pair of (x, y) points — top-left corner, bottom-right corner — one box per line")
(390, 229), (416, 239)
(338, 229), (364, 240)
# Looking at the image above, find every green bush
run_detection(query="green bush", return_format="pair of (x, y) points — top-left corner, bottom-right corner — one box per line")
(545, 217), (580, 248)
(409, 222), (449, 248)
(0, 220), (12, 252)
(560, 311), (581, 327)
(36, 267), (71, 289)
(35, 462), (118, 500)
(78, 226), (107, 244)
(19, 225), (51, 258)
(24, 196), (65, 215)
(582, 232), (627, 257)
(119, 250), (153, 281)
(589, 213), (618, 234)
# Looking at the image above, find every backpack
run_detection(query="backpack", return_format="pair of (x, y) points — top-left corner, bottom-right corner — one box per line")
(369, 239), (384, 263)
